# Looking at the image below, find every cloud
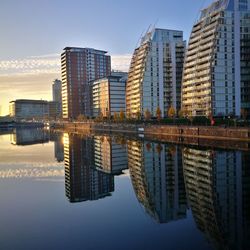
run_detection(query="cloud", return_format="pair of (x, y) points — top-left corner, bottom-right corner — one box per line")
(0, 54), (60, 76)
(0, 53), (132, 115)
(0, 162), (64, 179)
(0, 72), (59, 115)
(0, 53), (132, 76)
(111, 54), (132, 72)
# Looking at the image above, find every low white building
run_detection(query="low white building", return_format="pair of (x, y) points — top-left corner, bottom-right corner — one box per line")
(9, 99), (49, 121)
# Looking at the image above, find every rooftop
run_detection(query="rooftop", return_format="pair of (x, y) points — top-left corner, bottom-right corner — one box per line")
(63, 47), (108, 54)
(9, 99), (48, 104)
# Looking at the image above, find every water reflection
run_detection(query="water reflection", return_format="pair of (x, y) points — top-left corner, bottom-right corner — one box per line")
(183, 147), (250, 250)
(11, 128), (49, 145)
(63, 133), (114, 203)
(50, 132), (64, 162)
(128, 140), (187, 223)
(2, 129), (250, 249)
(94, 136), (128, 175)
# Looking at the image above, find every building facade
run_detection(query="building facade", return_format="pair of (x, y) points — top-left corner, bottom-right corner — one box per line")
(183, 147), (250, 249)
(9, 99), (49, 121)
(126, 28), (185, 118)
(93, 135), (128, 175)
(92, 71), (127, 117)
(61, 47), (111, 120)
(11, 128), (49, 146)
(128, 140), (187, 223)
(182, 0), (250, 117)
(52, 79), (62, 118)
(63, 133), (114, 203)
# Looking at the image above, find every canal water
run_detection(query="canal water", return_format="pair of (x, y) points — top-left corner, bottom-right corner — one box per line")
(0, 128), (249, 250)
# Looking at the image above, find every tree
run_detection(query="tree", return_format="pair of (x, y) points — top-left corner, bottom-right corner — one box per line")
(119, 110), (125, 122)
(114, 112), (119, 122)
(144, 109), (151, 121)
(178, 109), (183, 118)
(241, 108), (248, 121)
(136, 111), (141, 121)
(99, 112), (104, 121)
(179, 107), (188, 118)
(106, 111), (111, 121)
(77, 114), (86, 122)
(156, 144), (163, 154)
(168, 146), (176, 157)
(156, 107), (162, 122)
(168, 106), (176, 118)
(146, 143), (152, 152)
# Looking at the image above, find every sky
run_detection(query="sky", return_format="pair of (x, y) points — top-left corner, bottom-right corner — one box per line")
(0, 0), (214, 116)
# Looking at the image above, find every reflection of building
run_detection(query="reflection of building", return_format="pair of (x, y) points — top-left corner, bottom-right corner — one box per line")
(128, 140), (187, 223)
(94, 135), (127, 175)
(183, 147), (250, 249)
(61, 47), (111, 119)
(92, 72), (127, 117)
(182, 0), (250, 117)
(126, 28), (185, 118)
(11, 128), (49, 145)
(9, 99), (49, 121)
(63, 133), (114, 203)
(52, 79), (62, 118)
(54, 135), (64, 163)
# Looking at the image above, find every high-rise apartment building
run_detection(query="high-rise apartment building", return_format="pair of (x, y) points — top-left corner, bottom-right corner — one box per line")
(61, 47), (111, 120)
(182, 0), (250, 117)
(52, 79), (62, 118)
(126, 28), (185, 118)
(92, 71), (127, 117)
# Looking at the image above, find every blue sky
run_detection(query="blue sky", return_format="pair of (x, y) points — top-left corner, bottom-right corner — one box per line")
(0, 0), (214, 115)
(0, 0), (214, 59)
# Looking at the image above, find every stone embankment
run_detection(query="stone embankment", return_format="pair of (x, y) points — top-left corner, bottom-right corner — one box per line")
(55, 122), (250, 142)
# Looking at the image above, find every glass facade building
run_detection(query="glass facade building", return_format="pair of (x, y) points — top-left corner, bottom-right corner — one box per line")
(9, 99), (49, 121)
(126, 28), (185, 118)
(92, 72), (127, 118)
(182, 0), (250, 117)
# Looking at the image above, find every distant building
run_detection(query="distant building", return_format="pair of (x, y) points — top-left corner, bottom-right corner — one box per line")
(182, 0), (250, 117)
(9, 99), (49, 121)
(126, 28), (185, 118)
(48, 101), (59, 120)
(61, 47), (111, 120)
(52, 79), (62, 118)
(92, 71), (127, 118)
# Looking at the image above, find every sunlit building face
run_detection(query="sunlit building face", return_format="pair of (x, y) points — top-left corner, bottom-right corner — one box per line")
(61, 47), (111, 120)
(182, 0), (250, 117)
(126, 28), (185, 118)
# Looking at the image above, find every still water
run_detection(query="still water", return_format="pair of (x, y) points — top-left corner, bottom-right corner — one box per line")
(0, 128), (249, 250)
